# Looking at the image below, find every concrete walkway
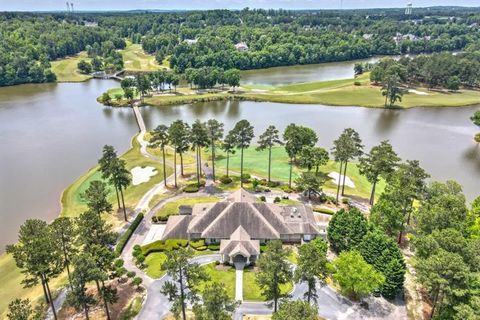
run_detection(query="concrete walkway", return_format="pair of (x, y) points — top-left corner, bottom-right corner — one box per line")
(235, 269), (244, 301)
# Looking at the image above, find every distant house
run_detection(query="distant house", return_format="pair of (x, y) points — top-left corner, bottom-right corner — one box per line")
(161, 189), (320, 265)
(235, 42), (249, 52)
(184, 39), (198, 45)
(362, 33), (374, 40)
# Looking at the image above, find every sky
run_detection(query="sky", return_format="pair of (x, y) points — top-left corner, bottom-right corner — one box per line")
(0, 0), (479, 12)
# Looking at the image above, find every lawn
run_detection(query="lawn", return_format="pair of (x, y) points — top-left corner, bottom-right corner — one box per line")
(145, 252), (168, 279)
(198, 263), (293, 301)
(121, 42), (162, 72)
(213, 146), (384, 201)
(61, 135), (173, 227)
(155, 196), (221, 219)
(243, 267), (293, 301)
(50, 51), (92, 82)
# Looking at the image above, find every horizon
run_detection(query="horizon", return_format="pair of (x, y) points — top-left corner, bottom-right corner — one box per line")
(1, 0), (480, 12)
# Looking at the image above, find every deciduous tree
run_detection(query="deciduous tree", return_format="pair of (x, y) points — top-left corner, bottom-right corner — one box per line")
(327, 207), (368, 253)
(272, 300), (318, 320)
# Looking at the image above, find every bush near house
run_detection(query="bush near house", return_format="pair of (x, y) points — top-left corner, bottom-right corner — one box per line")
(141, 239), (188, 255)
(313, 207), (335, 215)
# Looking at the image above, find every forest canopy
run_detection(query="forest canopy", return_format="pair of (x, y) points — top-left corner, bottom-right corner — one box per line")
(2, 7), (480, 86)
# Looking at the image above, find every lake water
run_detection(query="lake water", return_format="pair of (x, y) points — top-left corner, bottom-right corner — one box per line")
(0, 60), (479, 251)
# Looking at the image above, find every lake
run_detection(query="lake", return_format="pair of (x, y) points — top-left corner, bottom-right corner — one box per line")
(0, 60), (479, 250)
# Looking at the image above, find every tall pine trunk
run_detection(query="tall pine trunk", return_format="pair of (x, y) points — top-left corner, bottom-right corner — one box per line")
(240, 147), (244, 188)
(336, 161), (343, 204)
(196, 147), (200, 187)
(162, 147), (167, 186)
(44, 276), (57, 320)
(268, 146), (272, 183)
(180, 153), (184, 176)
(341, 160), (348, 196)
(120, 187), (127, 221)
(41, 274), (50, 304)
(369, 180), (377, 205)
(226, 152), (230, 177)
(179, 267), (187, 320)
(114, 186), (121, 210)
(174, 150), (177, 188)
(211, 140), (216, 182)
(288, 157), (293, 188)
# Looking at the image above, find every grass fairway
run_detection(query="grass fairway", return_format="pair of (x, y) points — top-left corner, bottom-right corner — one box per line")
(133, 71), (480, 108)
(121, 42), (162, 72)
(61, 135), (173, 225)
(213, 146), (384, 201)
(50, 52), (92, 82)
(155, 197), (221, 219)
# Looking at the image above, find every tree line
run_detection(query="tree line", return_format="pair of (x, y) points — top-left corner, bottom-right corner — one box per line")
(371, 51), (480, 91)
(3, 8), (480, 86)
(0, 14), (125, 86)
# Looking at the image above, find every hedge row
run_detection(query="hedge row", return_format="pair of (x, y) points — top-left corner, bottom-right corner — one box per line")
(140, 239), (220, 256)
(313, 207), (335, 215)
(115, 213), (144, 255)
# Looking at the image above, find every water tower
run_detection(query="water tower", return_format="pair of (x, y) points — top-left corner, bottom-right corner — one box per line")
(405, 2), (413, 15)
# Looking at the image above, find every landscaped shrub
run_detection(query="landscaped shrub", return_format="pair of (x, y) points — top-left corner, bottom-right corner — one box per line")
(354, 81), (362, 86)
(141, 239), (189, 256)
(341, 197), (350, 204)
(281, 185), (293, 193)
(241, 173), (251, 183)
(260, 244), (267, 253)
(115, 213), (144, 255)
(199, 179), (206, 187)
(252, 179), (260, 189)
(157, 215), (169, 222)
(219, 175), (233, 184)
(313, 207), (335, 215)
(259, 179), (268, 186)
(196, 246), (207, 251)
(184, 184), (199, 193)
(190, 239), (206, 250)
(274, 196), (281, 203)
(151, 216), (158, 223)
(475, 133), (480, 143)
(207, 244), (220, 251)
(267, 181), (280, 188)
(259, 196), (266, 202)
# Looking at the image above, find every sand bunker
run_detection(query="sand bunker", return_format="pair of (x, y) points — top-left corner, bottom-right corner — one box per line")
(328, 172), (356, 188)
(131, 166), (157, 185)
(408, 89), (429, 96)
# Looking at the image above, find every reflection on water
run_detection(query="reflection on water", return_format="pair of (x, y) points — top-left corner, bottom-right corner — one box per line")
(1, 70), (480, 252)
(241, 57), (382, 86)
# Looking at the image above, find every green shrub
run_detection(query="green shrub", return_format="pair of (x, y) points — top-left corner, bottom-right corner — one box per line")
(199, 179), (206, 187)
(219, 175), (233, 184)
(274, 196), (281, 203)
(190, 239), (206, 249)
(281, 185), (293, 193)
(241, 173), (251, 183)
(252, 179), (259, 189)
(341, 197), (350, 204)
(354, 81), (362, 86)
(259, 196), (266, 202)
(115, 213), (144, 255)
(127, 271), (136, 279)
(157, 215), (169, 222)
(141, 239), (189, 256)
(313, 207), (335, 215)
(267, 181), (280, 188)
(259, 179), (268, 186)
(260, 244), (267, 253)
(475, 133), (480, 143)
(207, 244), (220, 251)
(184, 185), (199, 193)
(196, 246), (207, 251)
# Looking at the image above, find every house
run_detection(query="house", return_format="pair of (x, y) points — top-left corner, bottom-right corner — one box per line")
(161, 189), (320, 264)
(235, 42), (249, 52)
(184, 39), (198, 45)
